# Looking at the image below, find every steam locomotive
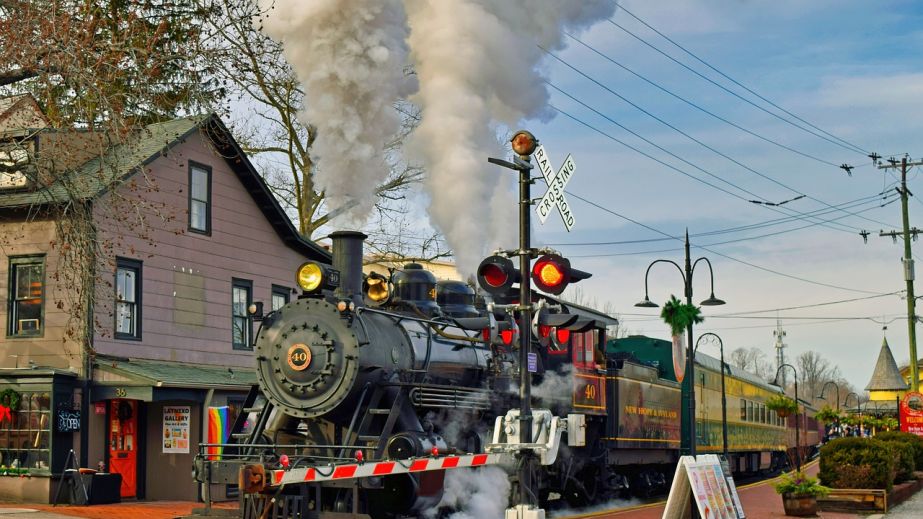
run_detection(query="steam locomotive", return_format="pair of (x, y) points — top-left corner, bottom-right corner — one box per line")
(194, 231), (818, 518)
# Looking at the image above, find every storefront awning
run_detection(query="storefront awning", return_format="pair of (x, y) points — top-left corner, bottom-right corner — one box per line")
(92, 357), (257, 402)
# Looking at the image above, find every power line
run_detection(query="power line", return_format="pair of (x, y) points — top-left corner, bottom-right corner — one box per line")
(561, 32), (842, 168)
(542, 49), (898, 230)
(546, 98), (875, 239)
(605, 10), (868, 156)
(564, 188), (893, 295)
(552, 190), (896, 249)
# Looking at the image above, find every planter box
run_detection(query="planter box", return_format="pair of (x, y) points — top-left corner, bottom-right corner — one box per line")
(817, 476), (923, 513)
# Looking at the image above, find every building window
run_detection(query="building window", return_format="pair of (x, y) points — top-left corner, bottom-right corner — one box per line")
(188, 162), (211, 234)
(232, 279), (252, 350)
(0, 391), (51, 471)
(115, 258), (142, 340)
(271, 285), (289, 312)
(8, 256), (44, 337)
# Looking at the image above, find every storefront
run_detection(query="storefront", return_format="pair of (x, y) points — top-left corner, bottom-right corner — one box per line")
(91, 358), (254, 501)
(0, 368), (79, 502)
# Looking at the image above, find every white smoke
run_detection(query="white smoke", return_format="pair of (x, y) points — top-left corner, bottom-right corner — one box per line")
(532, 363), (577, 402)
(426, 466), (511, 519)
(259, 0), (416, 224)
(260, 0), (616, 272)
(403, 0), (616, 273)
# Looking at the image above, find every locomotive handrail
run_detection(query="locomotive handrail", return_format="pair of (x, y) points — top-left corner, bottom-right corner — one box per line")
(356, 306), (484, 344)
(338, 382), (372, 459)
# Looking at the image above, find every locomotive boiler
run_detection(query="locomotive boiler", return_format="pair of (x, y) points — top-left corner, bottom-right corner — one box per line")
(246, 231), (510, 517)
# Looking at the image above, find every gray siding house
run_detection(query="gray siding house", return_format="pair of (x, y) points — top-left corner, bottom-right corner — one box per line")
(0, 98), (328, 502)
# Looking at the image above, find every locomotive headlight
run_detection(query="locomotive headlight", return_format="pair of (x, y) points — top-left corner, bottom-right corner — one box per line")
(297, 262), (324, 292)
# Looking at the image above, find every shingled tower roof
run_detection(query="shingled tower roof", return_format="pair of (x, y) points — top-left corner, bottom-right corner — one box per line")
(865, 336), (910, 391)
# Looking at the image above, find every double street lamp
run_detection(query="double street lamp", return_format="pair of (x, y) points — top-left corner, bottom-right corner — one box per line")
(773, 363), (800, 471)
(695, 333), (728, 458)
(636, 231), (725, 456)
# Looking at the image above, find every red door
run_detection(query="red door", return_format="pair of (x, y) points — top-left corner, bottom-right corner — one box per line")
(108, 400), (138, 498)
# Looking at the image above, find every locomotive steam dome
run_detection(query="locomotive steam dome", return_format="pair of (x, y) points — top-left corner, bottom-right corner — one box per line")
(255, 297), (360, 418)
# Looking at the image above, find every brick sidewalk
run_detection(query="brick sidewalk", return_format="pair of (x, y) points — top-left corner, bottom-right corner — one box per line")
(558, 462), (859, 519)
(0, 501), (236, 519)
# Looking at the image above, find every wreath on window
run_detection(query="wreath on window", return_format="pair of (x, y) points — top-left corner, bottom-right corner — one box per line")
(0, 389), (21, 411)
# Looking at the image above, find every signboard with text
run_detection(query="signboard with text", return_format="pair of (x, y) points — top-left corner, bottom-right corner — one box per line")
(162, 405), (191, 453)
(663, 454), (744, 519)
(900, 391), (923, 436)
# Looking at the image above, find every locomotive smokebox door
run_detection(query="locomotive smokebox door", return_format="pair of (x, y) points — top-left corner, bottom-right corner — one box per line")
(255, 298), (361, 418)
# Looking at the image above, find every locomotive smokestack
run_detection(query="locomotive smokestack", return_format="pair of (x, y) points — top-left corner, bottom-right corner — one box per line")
(329, 231), (367, 301)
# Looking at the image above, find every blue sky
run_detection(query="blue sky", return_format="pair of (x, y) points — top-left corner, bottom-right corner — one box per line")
(511, 1), (923, 390)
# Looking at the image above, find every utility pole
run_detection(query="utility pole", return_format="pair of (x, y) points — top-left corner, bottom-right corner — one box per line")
(877, 157), (923, 392)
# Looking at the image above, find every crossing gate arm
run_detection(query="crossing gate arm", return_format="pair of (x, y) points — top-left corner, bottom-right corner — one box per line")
(250, 452), (511, 490)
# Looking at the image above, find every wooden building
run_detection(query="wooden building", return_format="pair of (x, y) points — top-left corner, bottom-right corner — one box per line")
(0, 96), (329, 502)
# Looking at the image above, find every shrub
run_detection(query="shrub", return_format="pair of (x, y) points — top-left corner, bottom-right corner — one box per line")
(774, 471), (830, 497)
(819, 437), (896, 491)
(886, 441), (916, 483)
(875, 430), (923, 469)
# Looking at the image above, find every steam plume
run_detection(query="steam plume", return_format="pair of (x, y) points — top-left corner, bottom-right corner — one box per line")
(426, 466), (511, 519)
(261, 0), (615, 271)
(259, 0), (416, 223)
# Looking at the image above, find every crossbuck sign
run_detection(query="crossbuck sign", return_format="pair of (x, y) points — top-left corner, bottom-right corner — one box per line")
(534, 145), (576, 231)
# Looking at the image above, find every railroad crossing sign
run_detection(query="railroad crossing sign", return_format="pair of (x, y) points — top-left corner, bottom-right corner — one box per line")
(534, 145), (576, 231)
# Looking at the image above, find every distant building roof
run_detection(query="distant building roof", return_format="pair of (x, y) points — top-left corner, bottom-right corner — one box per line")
(866, 336), (910, 391)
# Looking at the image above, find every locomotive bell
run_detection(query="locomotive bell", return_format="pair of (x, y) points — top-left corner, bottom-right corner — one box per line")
(363, 271), (391, 305)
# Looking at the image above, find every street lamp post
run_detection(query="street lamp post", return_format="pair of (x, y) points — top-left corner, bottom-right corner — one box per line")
(695, 333), (728, 458)
(774, 363), (800, 471)
(818, 381), (841, 439)
(845, 392), (862, 436)
(636, 231), (725, 457)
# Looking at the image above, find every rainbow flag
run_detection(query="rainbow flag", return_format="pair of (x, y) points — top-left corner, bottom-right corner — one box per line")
(206, 406), (229, 460)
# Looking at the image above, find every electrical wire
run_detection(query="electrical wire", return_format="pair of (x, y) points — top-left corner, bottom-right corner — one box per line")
(542, 52), (898, 230)
(605, 11), (868, 156)
(561, 31), (842, 168)
(614, 3), (870, 155)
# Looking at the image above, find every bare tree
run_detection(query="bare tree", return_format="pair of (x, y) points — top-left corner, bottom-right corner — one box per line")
(729, 347), (774, 381)
(796, 351), (841, 406)
(200, 0), (430, 245)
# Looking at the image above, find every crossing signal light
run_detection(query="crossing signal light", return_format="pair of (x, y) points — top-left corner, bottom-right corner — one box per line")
(476, 255), (520, 296)
(531, 254), (591, 295)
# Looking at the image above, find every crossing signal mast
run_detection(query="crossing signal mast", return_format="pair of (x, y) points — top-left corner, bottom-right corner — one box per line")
(480, 130), (590, 518)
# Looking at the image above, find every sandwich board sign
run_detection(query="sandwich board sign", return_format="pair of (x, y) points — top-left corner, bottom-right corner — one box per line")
(662, 455), (745, 519)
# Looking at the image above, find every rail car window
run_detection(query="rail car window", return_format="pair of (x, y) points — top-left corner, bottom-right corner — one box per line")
(740, 400), (747, 420)
(747, 401), (754, 422)
(572, 331), (597, 369)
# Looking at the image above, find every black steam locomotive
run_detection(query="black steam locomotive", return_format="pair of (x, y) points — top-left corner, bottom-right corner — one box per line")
(194, 231), (814, 519)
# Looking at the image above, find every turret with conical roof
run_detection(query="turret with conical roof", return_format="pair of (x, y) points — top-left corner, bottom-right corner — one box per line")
(866, 336), (909, 401)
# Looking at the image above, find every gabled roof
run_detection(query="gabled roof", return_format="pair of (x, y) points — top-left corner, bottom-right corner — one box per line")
(865, 336), (909, 391)
(0, 113), (330, 262)
(0, 94), (49, 130)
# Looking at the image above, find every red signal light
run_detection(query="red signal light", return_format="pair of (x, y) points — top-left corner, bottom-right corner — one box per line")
(538, 324), (552, 338)
(500, 329), (515, 345)
(476, 255), (520, 296)
(530, 254), (592, 296)
(555, 328), (570, 344)
(533, 260), (565, 288)
(481, 263), (508, 288)
(482, 328), (491, 342)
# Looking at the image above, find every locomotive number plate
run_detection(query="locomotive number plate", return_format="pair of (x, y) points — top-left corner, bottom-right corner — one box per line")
(287, 344), (312, 371)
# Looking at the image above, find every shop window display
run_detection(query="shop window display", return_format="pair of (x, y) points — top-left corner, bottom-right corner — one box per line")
(0, 391), (51, 473)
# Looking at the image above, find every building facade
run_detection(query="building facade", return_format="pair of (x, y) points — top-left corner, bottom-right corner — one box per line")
(0, 101), (328, 502)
